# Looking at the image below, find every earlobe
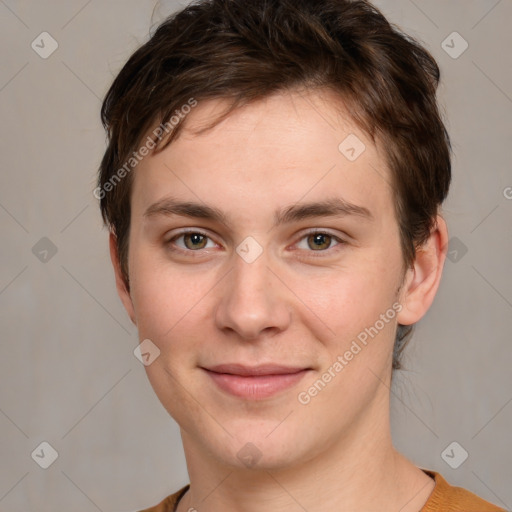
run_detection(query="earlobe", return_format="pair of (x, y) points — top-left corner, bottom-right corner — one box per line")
(109, 232), (137, 325)
(396, 215), (449, 326)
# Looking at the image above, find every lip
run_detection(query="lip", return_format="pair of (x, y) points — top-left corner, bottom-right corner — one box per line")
(202, 364), (311, 400)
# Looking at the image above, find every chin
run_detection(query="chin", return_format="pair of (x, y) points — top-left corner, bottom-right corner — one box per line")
(201, 423), (309, 472)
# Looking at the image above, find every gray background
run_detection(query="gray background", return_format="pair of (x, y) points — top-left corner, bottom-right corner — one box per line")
(0, 1), (511, 511)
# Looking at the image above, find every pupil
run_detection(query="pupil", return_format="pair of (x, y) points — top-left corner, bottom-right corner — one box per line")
(186, 233), (206, 249)
(309, 233), (330, 250)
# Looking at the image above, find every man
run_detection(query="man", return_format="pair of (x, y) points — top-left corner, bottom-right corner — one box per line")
(96, 0), (505, 510)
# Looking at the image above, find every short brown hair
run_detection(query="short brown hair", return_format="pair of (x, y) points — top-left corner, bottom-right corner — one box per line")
(98, 0), (451, 369)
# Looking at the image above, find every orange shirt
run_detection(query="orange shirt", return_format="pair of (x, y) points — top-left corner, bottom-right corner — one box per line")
(138, 470), (506, 512)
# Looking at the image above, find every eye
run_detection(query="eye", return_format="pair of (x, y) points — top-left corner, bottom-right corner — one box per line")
(165, 229), (346, 256)
(168, 230), (218, 252)
(295, 231), (345, 253)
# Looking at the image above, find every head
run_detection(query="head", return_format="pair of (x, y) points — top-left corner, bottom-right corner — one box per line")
(98, 0), (450, 470)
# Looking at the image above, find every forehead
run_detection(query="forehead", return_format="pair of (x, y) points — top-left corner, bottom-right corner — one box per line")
(131, 88), (393, 226)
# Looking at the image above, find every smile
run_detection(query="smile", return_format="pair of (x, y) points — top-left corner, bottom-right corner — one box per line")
(202, 364), (311, 400)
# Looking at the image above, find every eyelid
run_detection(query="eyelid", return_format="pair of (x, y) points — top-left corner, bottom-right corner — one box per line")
(291, 228), (347, 254)
(165, 227), (347, 255)
(166, 228), (222, 253)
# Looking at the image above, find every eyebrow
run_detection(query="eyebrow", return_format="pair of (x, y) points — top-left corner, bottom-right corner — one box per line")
(143, 196), (373, 226)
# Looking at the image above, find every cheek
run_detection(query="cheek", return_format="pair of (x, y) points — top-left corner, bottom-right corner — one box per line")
(301, 259), (399, 326)
(128, 252), (217, 352)
(302, 257), (402, 366)
(128, 251), (178, 339)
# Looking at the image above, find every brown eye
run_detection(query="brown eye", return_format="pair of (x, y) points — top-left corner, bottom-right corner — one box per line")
(294, 231), (346, 256)
(183, 232), (208, 250)
(307, 233), (333, 250)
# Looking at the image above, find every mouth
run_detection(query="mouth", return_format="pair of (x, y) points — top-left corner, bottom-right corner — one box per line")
(201, 363), (312, 400)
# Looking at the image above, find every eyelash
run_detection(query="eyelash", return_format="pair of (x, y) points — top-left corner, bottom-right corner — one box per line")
(165, 228), (347, 257)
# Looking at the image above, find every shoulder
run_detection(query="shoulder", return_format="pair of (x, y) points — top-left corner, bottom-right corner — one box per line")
(136, 484), (190, 512)
(132, 475), (507, 512)
(421, 470), (506, 512)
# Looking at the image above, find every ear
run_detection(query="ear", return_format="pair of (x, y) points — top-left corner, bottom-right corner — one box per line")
(396, 214), (448, 326)
(109, 231), (136, 325)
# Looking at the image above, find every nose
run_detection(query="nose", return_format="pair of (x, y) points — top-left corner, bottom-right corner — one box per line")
(214, 249), (292, 341)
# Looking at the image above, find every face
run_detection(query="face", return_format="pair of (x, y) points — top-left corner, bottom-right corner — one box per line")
(114, 88), (424, 470)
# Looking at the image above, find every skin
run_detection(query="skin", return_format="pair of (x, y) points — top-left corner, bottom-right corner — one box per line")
(110, 88), (448, 511)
